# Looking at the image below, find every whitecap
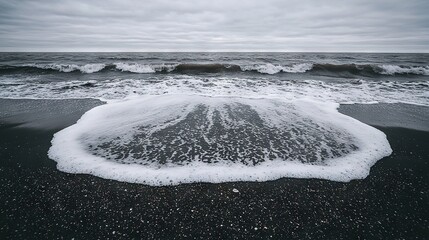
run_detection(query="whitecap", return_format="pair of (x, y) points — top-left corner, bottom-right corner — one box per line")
(26, 63), (106, 73)
(114, 62), (176, 73)
(378, 65), (429, 75)
(241, 63), (313, 74)
(114, 62), (156, 73)
(78, 64), (106, 73)
(282, 63), (314, 73)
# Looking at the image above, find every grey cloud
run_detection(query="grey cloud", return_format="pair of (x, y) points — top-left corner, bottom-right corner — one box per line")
(0, 0), (428, 52)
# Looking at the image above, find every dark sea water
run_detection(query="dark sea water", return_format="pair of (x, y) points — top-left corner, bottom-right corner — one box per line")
(0, 53), (428, 238)
(0, 52), (428, 103)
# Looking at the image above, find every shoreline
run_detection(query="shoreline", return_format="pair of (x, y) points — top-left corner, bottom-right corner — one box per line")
(0, 98), (428, 239)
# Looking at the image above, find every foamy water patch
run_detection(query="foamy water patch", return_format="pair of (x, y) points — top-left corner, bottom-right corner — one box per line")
(114, 62), (176, 73)
(115, 62), (156, 73)
(49, 95), (392, 185)
(378, 65), (429, 75)
(1, 76), (428, 106)
(27, 63), (106, 73)
(241, 63), (313, 74)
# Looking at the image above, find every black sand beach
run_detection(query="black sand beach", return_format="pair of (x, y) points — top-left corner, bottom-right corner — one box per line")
(0, 99), (428, 239)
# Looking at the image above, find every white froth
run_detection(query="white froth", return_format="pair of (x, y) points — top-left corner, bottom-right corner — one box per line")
(78, 64), (106, 73)
(282, 63), (314, 73)
(114, 62), (176, 73)
(241, 63), (284, 74)
(1, 76), (427, 106)
(241, 63), (313, 74)
(48, 95), (392, 185)
(379, 65), (429, 75)
(114, 62), (156, 73)
(27, 63), (106, 73)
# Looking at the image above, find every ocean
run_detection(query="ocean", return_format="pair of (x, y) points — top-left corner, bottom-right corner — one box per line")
(0, 52), (428, 238)
(0, 52), (428, 104)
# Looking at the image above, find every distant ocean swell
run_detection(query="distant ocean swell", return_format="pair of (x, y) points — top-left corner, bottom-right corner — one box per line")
(1, 63), (428, 75)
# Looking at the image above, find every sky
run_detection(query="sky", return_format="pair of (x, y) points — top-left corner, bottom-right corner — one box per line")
(0, 0), (428, 52)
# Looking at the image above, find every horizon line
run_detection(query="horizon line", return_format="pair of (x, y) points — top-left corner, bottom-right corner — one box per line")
(1, 51), (428, 54)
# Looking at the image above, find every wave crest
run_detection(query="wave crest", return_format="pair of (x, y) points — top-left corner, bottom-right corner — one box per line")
(114, 62), (176, 73)
(27, 63), (106, 73)
(378, 65), (429, 75)
(1, 63), (428, 76)
(241, 63), (313, 74)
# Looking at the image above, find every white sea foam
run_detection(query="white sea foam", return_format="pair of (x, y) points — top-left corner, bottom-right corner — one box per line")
(241, 63), (313, 74)
(18, 62), (429, 75)
(114, 62), (176, 73)
(378, 65), (429, 75)
(282, 63), (314, 73)
(1, 76), (427, 106)
(28, 63), (106, 73)
(114, 62), (156, 73)
(78, 64), (106, 73)
(48, 94), (392, 185)
(241, 63), (284, 74)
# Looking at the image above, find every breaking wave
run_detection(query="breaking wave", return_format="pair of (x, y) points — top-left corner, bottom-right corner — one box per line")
(114, 62), (176, 73)
(27, 63), (106, 73)
(311, 64), (429, 76)
(378, 64), (429, 75)
(241, 63), (313, 74)
(1, 63), (428, 76)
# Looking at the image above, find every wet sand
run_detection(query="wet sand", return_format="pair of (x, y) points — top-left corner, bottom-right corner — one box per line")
(0, 99), (428, 239)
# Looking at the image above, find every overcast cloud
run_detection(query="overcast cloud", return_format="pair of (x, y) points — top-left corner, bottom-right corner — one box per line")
(0, 0), (428, 52)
